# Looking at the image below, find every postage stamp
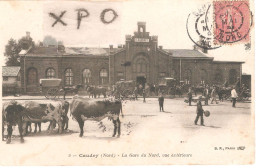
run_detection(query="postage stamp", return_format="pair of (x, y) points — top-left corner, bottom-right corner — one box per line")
(213, 0), (252, 44)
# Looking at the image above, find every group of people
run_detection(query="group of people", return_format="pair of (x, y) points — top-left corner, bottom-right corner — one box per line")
(187, 85), (239, 108)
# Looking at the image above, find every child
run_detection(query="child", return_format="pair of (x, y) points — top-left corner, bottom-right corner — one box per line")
(158, 94), (164, 112)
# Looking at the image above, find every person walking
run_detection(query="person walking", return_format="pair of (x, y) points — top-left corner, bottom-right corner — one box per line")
(211, 86), (218, 104)
(158, 94), (164, 112)
(231, 87), (238, 107)
(134, 86), (138, 100)
(194, 96), (205, 126)
(188, 88), (192, 106)
(143, 88), (146, 103)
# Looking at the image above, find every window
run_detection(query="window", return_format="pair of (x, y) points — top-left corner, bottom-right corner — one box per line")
(184, 69), (192, 84)
(159, 72), (166, 77)
(27, 68), (37, 85)
(200, 69), (207, 84)
(214, 69), (223, 84)
(100, 69), (108, 85)
(82, 69), (91, 84)
(171, 69), (176, 78)
(136, 59), (147, 73)
(3, 77), (8, 81)
(229, 69), (237, 84)
(65, 68), (73, 86)
(46, 68), (55, 78)
(117, 72), (124, 81)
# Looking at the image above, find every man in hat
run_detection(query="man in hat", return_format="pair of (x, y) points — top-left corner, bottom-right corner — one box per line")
(203, 85), (209, 105)
(187, 87), (192, 106)
(231, 87), (238, 107)
(194, 96), (205, 126)
(158, 93), (165, 112)
(142, 88), (146, 103)
(211, 85), (218, 104)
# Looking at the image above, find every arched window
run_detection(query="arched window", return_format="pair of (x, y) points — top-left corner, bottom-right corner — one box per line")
(200, 69), (207, 84)
(214, 69), (223, 84)
(171, 69), (176, 78)
(46, 68), (55, 78)
(229, 69), (237, 84)
(136, 58), (147, 73)
(27, 68), (37, 85)
(65, 68), (73, 86)
(184, 69), (192, 84)
(82, 69), (91, 84)
(100, 69), (108, 85)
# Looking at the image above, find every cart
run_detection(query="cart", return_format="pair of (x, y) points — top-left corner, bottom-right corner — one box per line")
(158, 77), (176, 95)
(40, 79), (62, 99)
(114, 80), (136, 99)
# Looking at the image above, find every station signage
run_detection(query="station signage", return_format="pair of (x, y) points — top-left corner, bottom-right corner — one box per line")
(134, 38), (149, 42)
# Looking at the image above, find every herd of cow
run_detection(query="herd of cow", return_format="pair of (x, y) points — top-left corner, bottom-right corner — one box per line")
(2, 97), (123, 144)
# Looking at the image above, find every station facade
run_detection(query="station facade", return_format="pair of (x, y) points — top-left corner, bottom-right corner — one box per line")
(19, 22), (243, 93)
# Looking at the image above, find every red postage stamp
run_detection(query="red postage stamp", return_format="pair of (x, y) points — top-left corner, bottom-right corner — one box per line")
(214, 0), (251, 44)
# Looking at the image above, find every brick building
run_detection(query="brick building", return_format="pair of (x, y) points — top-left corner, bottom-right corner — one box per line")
(19, 22), (243, 93)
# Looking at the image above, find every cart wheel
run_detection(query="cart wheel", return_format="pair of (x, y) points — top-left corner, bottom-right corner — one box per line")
(45, 88), (59, 99)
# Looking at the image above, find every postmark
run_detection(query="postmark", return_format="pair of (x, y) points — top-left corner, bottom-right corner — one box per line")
(186, 3), (221, 50)
(213, 0), (251, 44)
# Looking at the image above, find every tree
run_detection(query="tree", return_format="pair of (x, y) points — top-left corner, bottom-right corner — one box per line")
(4, 34), (35, 66)
(4, 38), (21, 66)
(18, 36), (34, 50)
(42, 35), (63, 46)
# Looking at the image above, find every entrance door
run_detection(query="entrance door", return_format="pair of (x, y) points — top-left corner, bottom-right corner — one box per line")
(136, 76), (146, 94)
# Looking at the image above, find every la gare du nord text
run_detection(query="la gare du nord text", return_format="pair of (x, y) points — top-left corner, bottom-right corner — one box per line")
(49, 8), (118, 28)
(78, 153), (162, 158)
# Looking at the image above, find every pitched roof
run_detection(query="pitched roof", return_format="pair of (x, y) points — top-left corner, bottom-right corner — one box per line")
(25, 46), (124, 57)
(163, 49), (213, 59)
(2, 66), (20, 77)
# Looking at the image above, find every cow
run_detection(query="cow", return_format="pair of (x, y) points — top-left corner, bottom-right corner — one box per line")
(87, 86), (107, 98)
(2, 101), (25, 144)
(22, 101), (67, 135)
(70, 98), (123, 137)
(47, 101), (70, 131)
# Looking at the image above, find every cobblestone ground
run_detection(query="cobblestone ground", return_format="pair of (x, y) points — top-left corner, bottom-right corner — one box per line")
(1, 97), (254, 165)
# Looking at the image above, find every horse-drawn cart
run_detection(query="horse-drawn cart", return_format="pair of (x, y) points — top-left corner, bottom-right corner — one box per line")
(40, 79), (82, 100)
(158, 77), (176, 95)
(40, 79), (62, 99)
(114, 80), (136, 99)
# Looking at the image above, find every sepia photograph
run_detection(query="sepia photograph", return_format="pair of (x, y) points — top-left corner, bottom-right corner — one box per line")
(0, 0), (255, 166)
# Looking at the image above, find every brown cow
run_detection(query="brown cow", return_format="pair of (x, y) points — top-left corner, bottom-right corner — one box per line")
(2, 101), (25, 144)
(22, 101), (66, 135)
(70, 98), (123, 137)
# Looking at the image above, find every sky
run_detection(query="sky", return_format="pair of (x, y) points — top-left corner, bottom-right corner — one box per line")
(0, 0), (254, 74)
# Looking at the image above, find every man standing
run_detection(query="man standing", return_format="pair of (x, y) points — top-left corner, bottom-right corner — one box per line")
(158, 94), (164, 112)
(134, 86), (138, 100)
(203, 85), (209, 105)
(231, 87), (238, 107)
(143, 88), (146, 103)
(188, 88), (192, 106)
(194, 96), (204, 126)
(211, 86), (218, 104)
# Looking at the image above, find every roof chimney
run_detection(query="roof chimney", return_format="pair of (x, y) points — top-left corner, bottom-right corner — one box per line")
(109, 45), (113, 49)
(159, 46), (163, 49)
(26, 32), (30, 39)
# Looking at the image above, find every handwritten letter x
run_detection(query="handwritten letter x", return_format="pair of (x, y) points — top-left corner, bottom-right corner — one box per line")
(49, 11), (67, 27)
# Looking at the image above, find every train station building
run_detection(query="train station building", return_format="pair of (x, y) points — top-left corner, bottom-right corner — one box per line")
(19, 22), (243, 93)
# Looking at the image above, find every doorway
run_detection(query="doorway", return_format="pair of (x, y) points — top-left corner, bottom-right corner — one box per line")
(136, 76), (146, 94)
